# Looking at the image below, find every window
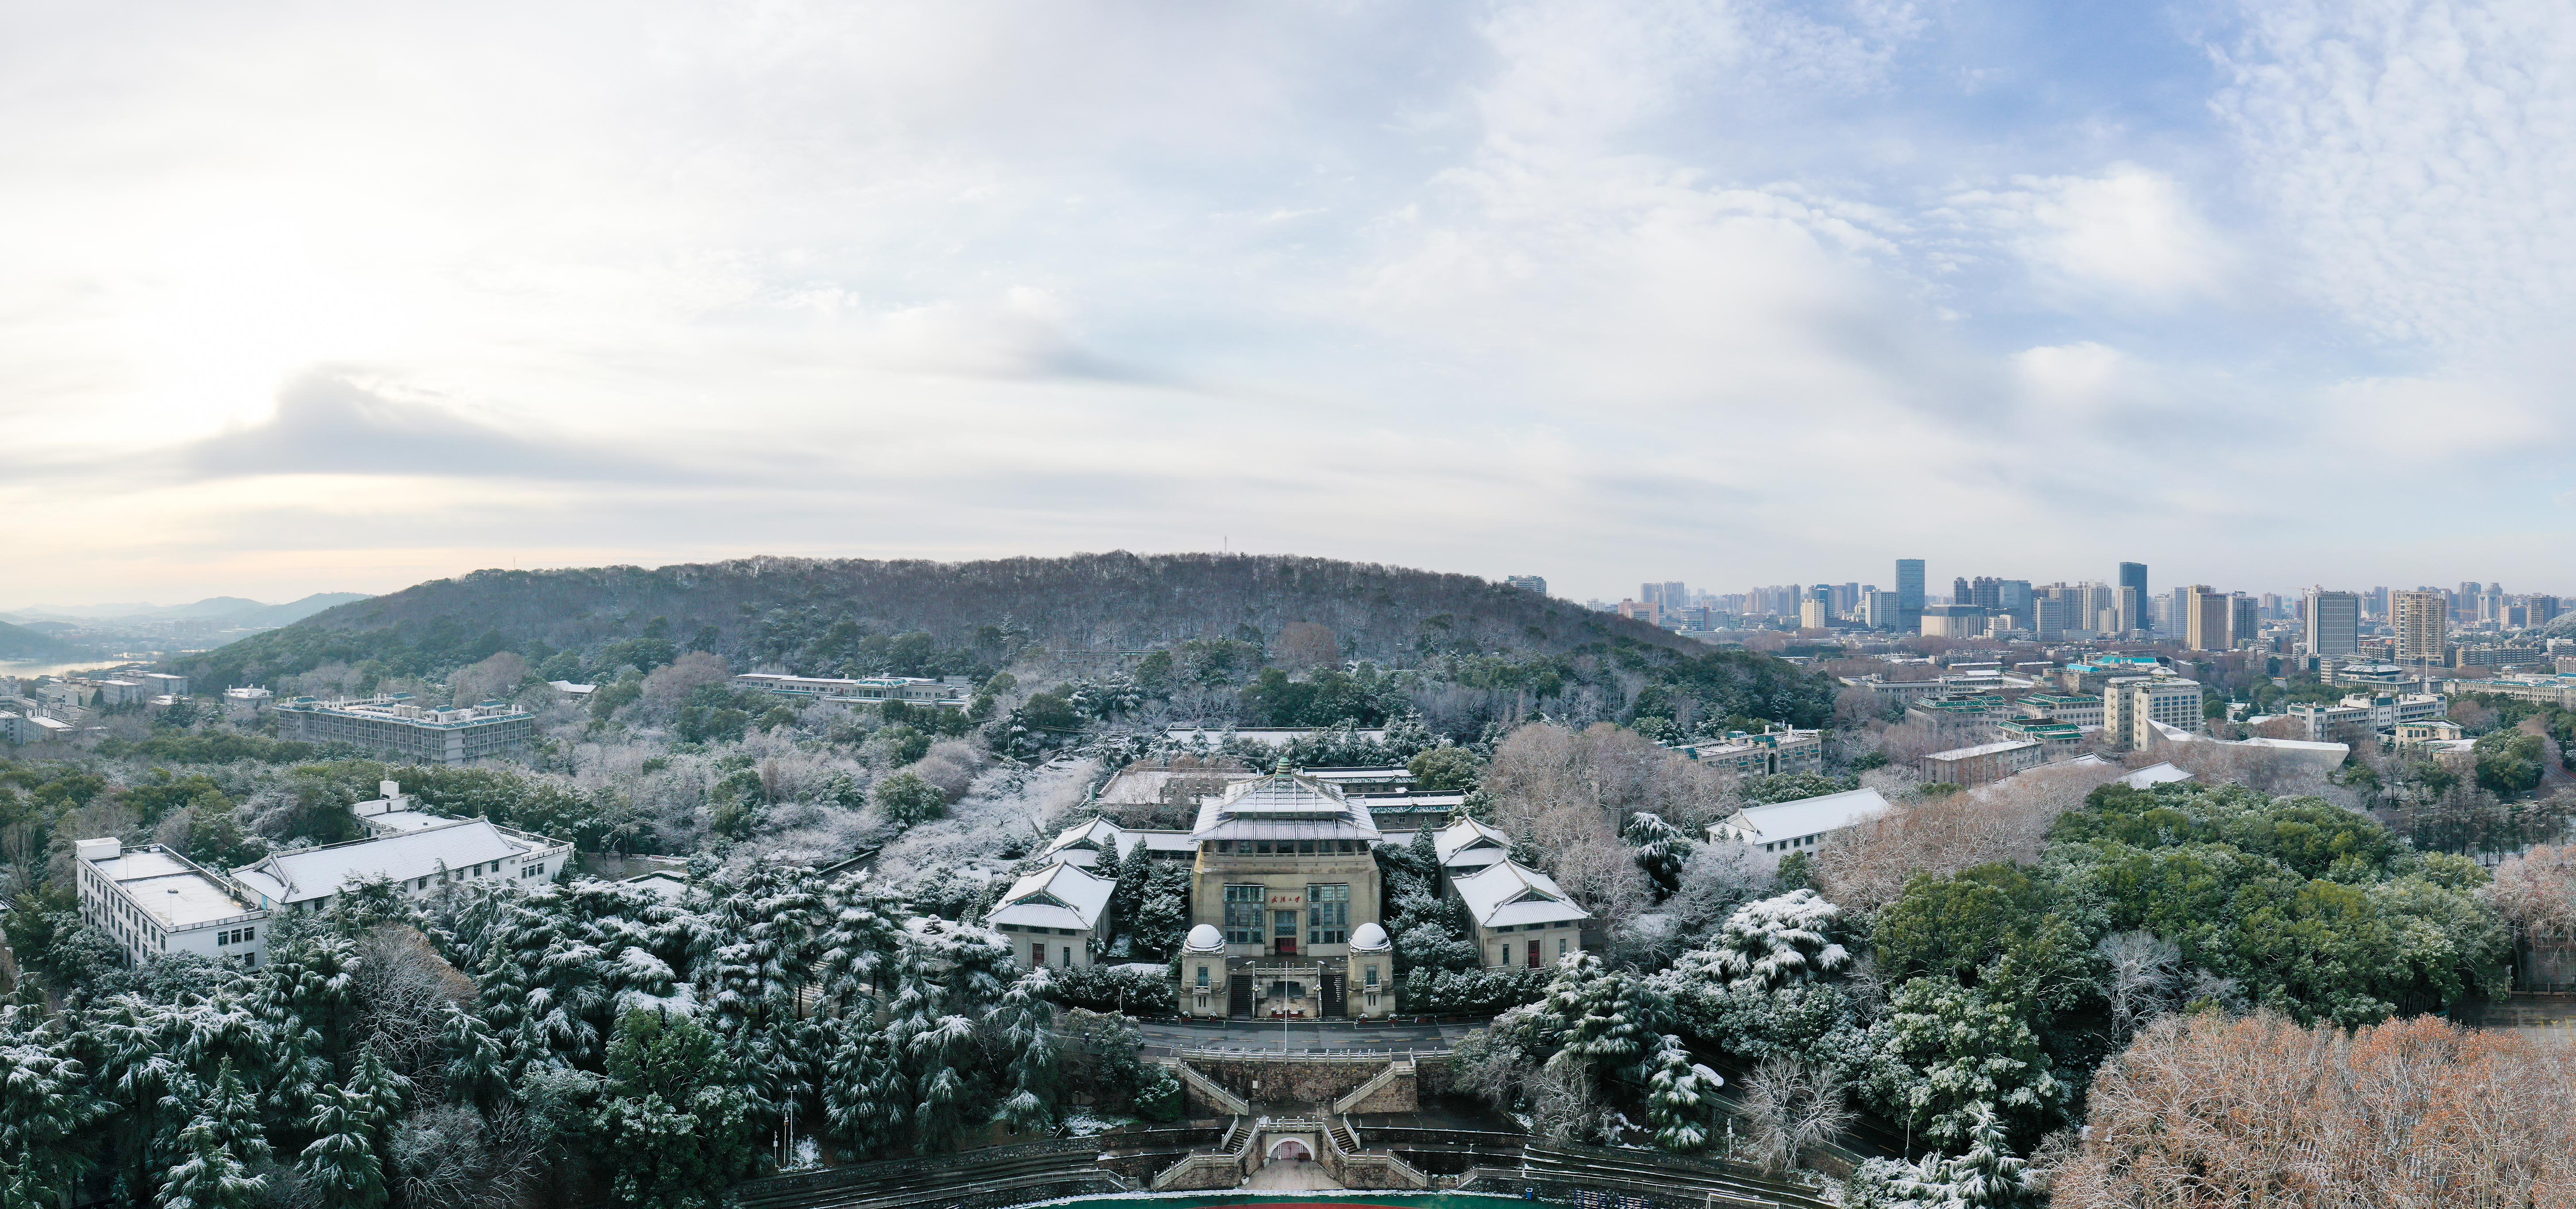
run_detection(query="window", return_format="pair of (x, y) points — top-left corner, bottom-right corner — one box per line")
(1196, 965), (1210, 988)
(1063, 946), (1074, 966)
(1365, 964), (1379, 988)
(1269, 980), (1305, 1000)
(1308, 883), (1349, 946)
(1223, 885), (1265, 944)
(1558, 938), (1569, 957)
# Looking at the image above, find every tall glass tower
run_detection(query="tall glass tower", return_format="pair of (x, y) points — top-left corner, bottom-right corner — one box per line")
(2118, 562), (2149, 632)
(1895, 558), (1925, 634)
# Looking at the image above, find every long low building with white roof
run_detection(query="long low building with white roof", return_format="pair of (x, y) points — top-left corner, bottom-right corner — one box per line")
(1708, 787), (1894, 857)
(232, 816), (572, 912)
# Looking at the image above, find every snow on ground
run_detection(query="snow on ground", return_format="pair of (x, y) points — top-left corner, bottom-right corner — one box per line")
(872, 755), (1103, 886)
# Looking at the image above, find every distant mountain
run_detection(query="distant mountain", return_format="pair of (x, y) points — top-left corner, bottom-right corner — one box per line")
(1, 593), (369, 627)
(176, 553), (1686, 686)
(0, 619), (76, 660)
(236, 593), (372, 628)
(163, 597), (271, 619)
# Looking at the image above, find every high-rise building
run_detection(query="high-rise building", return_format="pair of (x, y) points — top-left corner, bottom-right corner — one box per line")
(1953, 577), (1972, 608)
(2230, 595), (2258, 649)
(1834, 582), (1860, 615)
(1895, 559), (1925, 634)
(2392, 590), (2448, 664)
(1641, 582), (1687, 608)
(1506, 575), (1547, 595)
(2531, 595), (2562, 628)
(2115, 585), (2143, 635)
(1800, 585), (1835, 630)
(1998, 580), (2033, 630)
(2367, 586), (2390, 620)
(2478, 589), (2506, 625)
(2305, 589), (2360, 656)
(2185, 586), (2233, 652)
(2118, 562), (2149, 632)
(2034, 596), (2073, 639)
(1860, 590), (1900, 630)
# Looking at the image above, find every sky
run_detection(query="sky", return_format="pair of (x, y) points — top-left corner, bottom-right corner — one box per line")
(4, 0), (2572, 608)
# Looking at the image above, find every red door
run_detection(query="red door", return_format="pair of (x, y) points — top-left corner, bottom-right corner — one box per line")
(1528, 939), (1542, 968)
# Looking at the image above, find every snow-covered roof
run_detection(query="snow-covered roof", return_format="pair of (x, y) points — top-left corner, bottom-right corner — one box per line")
(1924, 739), (2041, 761)
(1184, 923), (1226, 953)
(1350, 922), (1391, 951)
(1453, 860), (1590, 929)
(88, 847), (260, 928)
(1434, 818), (1513, 869)
(621, 870), (693, 903)
(548, 680), (596, 695)
(1190, 769), (1382, 843)
(984, 861), (1114, 932)
(1041, 818), (1196, 866)
(359, 810), (447, 834)
(232, 818), (552, 905)
(2119, 762), (2194, 789)
(1716, 787), (1892, 845)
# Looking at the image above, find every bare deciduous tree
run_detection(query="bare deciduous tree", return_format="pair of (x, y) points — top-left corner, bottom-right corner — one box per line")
(1273, 622), (1343, 671)
(2096, 930), (2182, 1038)
(640, 650), (732, 713)
(1813, 759), (2123, 911)
(449, 651), (531, 706)
(2058, 1012), (2576, 1207)
(1739, 1057), (1851, 1175)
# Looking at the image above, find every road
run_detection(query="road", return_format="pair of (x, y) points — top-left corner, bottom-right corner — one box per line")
(1135, 1018), (1478, 1055)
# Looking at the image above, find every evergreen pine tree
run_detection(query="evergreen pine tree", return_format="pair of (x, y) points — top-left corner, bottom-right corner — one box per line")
(199, 1060), (272, 1167)
(821, 1013), (906, 1160)
(440, 1003), (511, 1108)
(0, 1021), (108, 1206)
(299, 1084), (388, 1209)
(992, 970), (1060, 1135)
(1644, 1037), (1719, 1152)
(155, 1110), (265, 1209)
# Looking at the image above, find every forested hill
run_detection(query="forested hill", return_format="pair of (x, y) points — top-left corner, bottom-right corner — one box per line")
(174, 553), (1694, 688)
(0, 618), (75, 659)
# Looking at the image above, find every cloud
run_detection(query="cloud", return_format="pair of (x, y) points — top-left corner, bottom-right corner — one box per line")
(2210, 0), (2576, 349)
(174, 372), (735, 484)
(1953, 166), (2232, 303)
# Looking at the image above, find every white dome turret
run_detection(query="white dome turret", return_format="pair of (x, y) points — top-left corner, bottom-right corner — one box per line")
(1184, 923), (1226, 953)
(1349, 922), (1391, 952)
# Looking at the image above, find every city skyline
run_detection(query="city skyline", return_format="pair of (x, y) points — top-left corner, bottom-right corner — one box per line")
(6, 1), (2576, 602)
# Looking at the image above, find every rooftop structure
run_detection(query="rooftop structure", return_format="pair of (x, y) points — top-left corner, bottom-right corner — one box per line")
(1432, 817), (1514, 873)
(275, 695), (533, 766)
(1670, 726), (1824, 777)
(1451, 860), (1591, 970)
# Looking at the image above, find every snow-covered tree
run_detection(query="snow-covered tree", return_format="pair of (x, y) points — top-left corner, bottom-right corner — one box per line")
(1675, 889), (1850, 993)
(821, 1012), (906, 1160)
(1843, 1103), (2030, 1209)
(990, 969), (1060, 1135)
(1535, 954), (1676, 1098)
(441, 1003), (512, 1109)
(300, 1083), (390, 1209)
(1864, 977), (2062, 1150)
(1642, 1036), (1720, 1151)
(1623, 812), (1696, 895)
(155, 1107), (265, 1209)
(0, 1019), (106, 1206)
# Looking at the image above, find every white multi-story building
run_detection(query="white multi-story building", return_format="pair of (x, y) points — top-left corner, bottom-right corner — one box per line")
(731, 673), (971, 709)
(274, 695), (533, 766)
(74, 840), (270, 969)
(2107, 677), (2204, 751)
